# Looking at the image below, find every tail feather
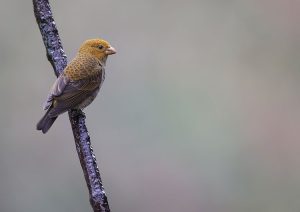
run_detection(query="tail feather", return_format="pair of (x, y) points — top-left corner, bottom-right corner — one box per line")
(37, 109), (57, 134)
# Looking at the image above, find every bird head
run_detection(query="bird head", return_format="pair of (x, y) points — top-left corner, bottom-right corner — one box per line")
(79, 38), (116, 61)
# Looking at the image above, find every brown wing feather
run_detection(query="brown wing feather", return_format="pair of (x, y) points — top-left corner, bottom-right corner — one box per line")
(48, 71), (103, 117)
(42, 55), (103, 117)
(43, 75), (69, 110)
(51, 75), (69, 96)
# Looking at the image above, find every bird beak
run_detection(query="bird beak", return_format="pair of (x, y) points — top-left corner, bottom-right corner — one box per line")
(105, 46), (117, 55)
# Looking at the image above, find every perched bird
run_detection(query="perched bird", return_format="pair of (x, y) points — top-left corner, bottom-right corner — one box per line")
(37, 38), (116, 133)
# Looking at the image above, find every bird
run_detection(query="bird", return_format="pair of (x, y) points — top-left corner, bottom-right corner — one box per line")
(37, 38), (116, 133)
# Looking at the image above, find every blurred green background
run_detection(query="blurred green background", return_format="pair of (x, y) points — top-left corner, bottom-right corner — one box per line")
(0, 0), (300, 211)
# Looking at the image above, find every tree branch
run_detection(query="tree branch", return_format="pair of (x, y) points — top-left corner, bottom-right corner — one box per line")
(33, 1), (110, 211)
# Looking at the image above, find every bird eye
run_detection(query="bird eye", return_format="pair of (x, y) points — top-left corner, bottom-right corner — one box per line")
(98, 45), (104, 50)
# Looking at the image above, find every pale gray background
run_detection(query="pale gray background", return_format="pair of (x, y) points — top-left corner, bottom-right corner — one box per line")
(0, 0), (300, 212)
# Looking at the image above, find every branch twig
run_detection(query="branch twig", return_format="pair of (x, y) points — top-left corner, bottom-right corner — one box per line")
(33, 1), (110, 211)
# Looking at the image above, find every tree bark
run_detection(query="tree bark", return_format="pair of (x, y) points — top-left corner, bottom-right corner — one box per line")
(33, 1), (110, 211)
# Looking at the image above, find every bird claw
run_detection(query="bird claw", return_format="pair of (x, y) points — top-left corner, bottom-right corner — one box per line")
(69, 109), (85, 118)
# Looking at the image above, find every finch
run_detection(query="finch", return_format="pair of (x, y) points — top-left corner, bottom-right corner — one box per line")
(37, 38), (116, 133)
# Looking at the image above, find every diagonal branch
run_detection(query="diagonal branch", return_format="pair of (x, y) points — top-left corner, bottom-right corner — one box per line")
(33, 1), (110, 211)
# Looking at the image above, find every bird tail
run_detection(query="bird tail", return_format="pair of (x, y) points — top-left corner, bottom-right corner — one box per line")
(36, 109), (58, 134)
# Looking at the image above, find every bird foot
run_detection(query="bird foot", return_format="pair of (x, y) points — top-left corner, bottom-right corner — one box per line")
(69, 109), (85, 118)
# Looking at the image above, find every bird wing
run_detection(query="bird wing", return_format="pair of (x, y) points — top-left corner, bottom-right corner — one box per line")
(43, 74), (69, 110)
(47, 70), (103, 117)
(42, 55), (103, 117)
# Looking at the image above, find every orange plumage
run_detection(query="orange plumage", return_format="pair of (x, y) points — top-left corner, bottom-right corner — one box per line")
(37, 38), (116, 133)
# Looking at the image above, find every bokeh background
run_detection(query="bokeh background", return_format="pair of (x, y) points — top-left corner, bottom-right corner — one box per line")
(0, 0), (299, 211)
